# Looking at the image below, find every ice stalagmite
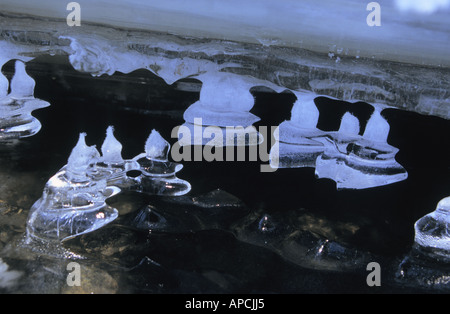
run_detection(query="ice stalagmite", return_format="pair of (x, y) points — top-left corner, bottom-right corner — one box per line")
(270, 94), (327, 168)
(179, 72), (262, 147)
(396, 196), (450, 289)
(0, 60), (50, 141)
(101, 126), (124, 165)
(26, 133), (120, 242)
(66, 133), (101, 181)
(414, 196), (450, 257)
(316, 107), (408, 189)
(132, 130), (191, 196)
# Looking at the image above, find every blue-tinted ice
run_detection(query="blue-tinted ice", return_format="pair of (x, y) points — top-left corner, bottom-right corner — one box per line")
(271, 95), (408, 189)
(26, 127), (191, 242)
(0, 60), (50, 140)
(178, 72), (263, 147)
(414, 196), (450, 258)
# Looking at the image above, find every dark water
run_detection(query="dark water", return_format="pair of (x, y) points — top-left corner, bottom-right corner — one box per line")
(0, 55), (449, 294)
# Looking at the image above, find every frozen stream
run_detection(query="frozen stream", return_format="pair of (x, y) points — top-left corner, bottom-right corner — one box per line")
(0, 56), (449, 293)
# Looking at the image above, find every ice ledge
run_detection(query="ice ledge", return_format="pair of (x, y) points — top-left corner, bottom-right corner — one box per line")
(0, 12), (449, 120)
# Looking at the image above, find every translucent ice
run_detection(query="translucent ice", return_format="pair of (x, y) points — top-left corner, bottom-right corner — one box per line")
(362, 109), (390, 143)
(180, 72), (263, 147)
(10, 60), (35, 99)
(271, 96), (407, 189)
(101, 126), (124, 165)
(315, 108), (408, 189)
(26, 133), (120, 242)
(338, 112), (360, 136)
(66, 133), (101, 182)
(414, 196), (450, 257)
(0, 258), (22, 289)
(270, 94), (327, 168)
(0, 71), (8, 99)
(130, 130), (191, 196)
(0, 60), (50, 140)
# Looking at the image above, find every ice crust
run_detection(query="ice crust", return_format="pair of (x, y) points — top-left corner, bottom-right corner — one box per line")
(26, 126), (191, 242)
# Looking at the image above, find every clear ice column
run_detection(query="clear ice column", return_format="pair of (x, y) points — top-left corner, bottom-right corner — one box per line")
(131, 130), (191, 196)
(178, 72), (263, 147)
(270, 93), (327, 168)
(0, 60), (50, 140)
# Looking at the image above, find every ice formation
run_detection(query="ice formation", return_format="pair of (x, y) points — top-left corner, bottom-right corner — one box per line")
(26, 127), (191, 242)
(318, 108), (408, 189)
(131, 129), (191, 196)
(270, 94), (327, 168)
(414, 196), (450, 257)
(0, 60), (50, 141)
(271, 96), (408, 189)
(26, 133), (119, 242)
(179, 72), (263, 147)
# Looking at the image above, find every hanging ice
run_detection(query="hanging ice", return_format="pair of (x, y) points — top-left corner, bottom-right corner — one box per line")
(315, 107), (408, 189)
(0, 60), (50, 141)
(178, 72), (263, 147)
(414, 196), (450, 258)
(131, 129), (191, 196)
(26, 133), (120, 242)
(270, 94), (327, 168)
(271, 94), (407, 189)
